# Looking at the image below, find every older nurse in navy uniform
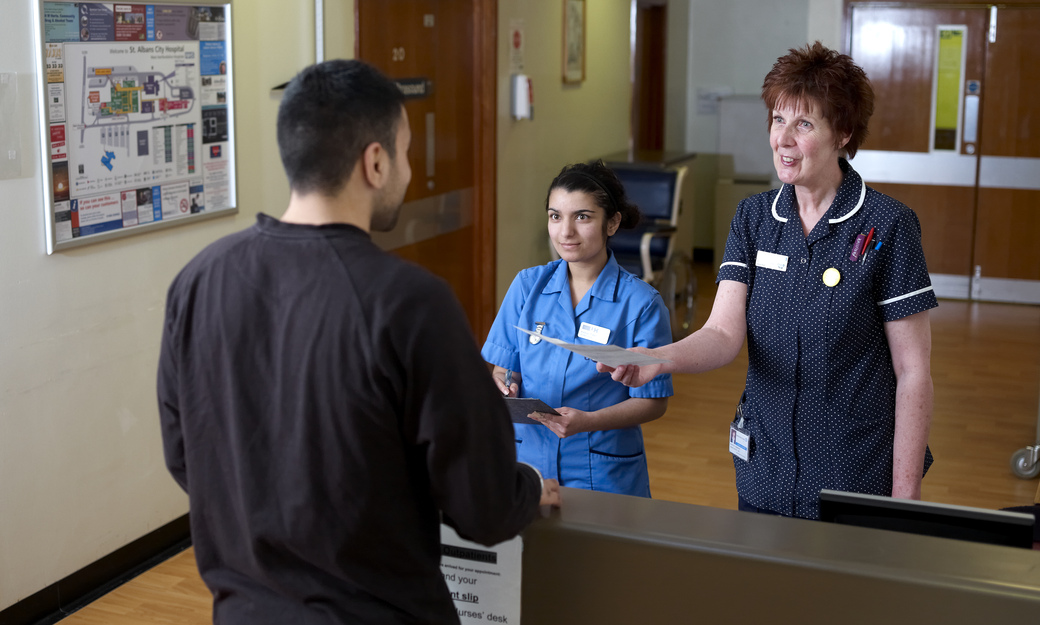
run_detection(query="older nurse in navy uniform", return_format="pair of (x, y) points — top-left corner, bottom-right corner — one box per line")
(482, 161), (673, 497)
(601, 42), (936, 519)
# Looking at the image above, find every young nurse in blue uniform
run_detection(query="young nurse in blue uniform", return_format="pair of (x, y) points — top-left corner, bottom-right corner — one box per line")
(482, 161), (673, 497)
(602, 43), (937, 519)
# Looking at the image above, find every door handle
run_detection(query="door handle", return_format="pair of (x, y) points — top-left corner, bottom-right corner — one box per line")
(426, 112), (435, 186)
(964, 94), (979, 150)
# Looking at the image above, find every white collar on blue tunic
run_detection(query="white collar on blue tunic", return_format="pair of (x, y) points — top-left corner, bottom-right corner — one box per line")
(771, 158), (866, 225)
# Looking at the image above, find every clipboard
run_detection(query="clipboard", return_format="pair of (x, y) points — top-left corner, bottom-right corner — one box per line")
(505, 397), (559, 425)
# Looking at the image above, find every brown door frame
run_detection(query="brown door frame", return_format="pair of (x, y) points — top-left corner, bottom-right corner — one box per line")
(632, 1), (667, 152)
(472, 0), (498, 340)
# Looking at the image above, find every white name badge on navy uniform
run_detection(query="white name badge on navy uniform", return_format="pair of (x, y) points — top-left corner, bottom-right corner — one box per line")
(729, 423), (750, 461)
(577, 322), (610, 345)
(755, 250), (788, 272)
(729, 401), (750, 461)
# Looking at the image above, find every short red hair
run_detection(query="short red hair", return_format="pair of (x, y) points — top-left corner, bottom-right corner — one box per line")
(761, 41), (874, 159)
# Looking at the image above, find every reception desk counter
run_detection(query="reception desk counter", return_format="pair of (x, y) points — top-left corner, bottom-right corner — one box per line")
(521, 488), (1040, 623)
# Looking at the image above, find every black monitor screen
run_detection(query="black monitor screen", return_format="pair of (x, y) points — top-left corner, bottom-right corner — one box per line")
(819, 489), (1036, 549)
(612, 168), (677, 222)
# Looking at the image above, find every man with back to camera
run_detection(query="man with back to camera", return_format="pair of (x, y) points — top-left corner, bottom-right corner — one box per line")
(157, 59), (560, 624)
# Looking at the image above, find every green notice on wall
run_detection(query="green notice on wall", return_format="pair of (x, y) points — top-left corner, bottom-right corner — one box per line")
(934, 28), (964, 150)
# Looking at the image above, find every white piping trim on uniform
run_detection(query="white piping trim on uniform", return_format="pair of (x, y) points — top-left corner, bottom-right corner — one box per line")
(771, 187), (788, 223)
(878, 285), (934, 306)
(829, 176), (866, 224)
(720, 261), (748, 269)
(770, 176), (867, 224)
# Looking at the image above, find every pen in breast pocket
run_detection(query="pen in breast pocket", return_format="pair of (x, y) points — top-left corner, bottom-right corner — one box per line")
(503, 370), (513, 396)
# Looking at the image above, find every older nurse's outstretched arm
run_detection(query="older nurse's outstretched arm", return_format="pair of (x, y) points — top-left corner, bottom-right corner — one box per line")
(598, 280), (749, 387)
(885, 310), (934, 500)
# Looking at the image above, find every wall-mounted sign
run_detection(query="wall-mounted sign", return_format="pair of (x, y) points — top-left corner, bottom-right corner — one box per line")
(394, 77), (432, 100)
(34, 0), (237, 253)
(509, 19), (525, 73)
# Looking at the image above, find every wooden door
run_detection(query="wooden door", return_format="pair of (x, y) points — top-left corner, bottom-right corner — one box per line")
(849, 5), (987, 298)
(849, 3), (1040, 303)
(357, 1), (497, 336)
(633, 2), (666, 151)
(971, 7), (1040, 302)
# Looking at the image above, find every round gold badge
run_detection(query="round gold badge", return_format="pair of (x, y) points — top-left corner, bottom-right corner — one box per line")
(823, 267), (841, 287)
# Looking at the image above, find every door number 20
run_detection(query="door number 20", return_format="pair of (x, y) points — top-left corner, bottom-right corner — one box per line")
(392, 47), (406, 61)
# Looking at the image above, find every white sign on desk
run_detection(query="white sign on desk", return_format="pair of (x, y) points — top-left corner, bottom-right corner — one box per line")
(440, 524), (522, 624)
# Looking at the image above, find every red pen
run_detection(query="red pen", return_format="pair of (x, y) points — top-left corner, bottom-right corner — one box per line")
(860, 227), (875, 261)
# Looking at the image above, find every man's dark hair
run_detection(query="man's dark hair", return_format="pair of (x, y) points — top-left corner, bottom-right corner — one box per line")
(277, 60), (405, 197)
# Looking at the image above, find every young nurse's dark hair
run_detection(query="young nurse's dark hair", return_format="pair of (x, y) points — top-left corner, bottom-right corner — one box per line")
(545, 160), (642, 230)
(277, 59), (405, 197)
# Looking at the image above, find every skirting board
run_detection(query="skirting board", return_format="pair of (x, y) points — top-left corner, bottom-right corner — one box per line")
(933, 273), (1040, 305)
(931, 273), (970, 300)
(972, 276), (1040, 305)
(0, 514), (191, 625)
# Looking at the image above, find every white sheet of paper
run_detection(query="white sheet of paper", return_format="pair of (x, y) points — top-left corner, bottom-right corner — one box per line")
(514, 326), (669, 368)
(440, 524), (522, 624)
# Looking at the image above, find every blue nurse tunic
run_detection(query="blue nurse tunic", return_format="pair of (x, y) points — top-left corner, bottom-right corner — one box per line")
(482, 252), (673, 497)
(717, 158), (938, 519)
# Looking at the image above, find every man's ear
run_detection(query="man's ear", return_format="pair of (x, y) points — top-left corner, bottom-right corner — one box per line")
(360, 141), (389, 189)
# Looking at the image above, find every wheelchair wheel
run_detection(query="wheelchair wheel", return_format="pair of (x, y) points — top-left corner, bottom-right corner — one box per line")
(658, 252), (696, 340)
(1010, 446), (1040, 479)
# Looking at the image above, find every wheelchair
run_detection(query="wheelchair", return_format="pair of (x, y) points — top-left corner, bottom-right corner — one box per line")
(608, 165), (696, 340)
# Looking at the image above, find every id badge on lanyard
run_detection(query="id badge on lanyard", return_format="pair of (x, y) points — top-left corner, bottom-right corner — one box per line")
(729, 400), (751, 462)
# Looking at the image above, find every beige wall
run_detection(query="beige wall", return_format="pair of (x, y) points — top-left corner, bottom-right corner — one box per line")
(322, 0), (356, 61)
(0, 0), (312, 610)
(495, 0), (634, 302)
(807, 0), (844, 48)
(665, 0), (691, 153)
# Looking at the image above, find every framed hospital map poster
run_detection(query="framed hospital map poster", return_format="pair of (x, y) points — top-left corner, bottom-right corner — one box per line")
(33, 0), (237, 253)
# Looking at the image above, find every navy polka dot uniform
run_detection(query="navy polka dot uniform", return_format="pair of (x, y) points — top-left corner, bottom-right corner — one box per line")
(717, 158), (937, 519)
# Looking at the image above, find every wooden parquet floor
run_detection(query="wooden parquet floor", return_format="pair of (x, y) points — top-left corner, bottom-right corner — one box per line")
(57, 262), (1040, 624)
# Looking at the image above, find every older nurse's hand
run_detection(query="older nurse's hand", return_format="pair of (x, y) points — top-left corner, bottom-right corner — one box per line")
(596, 350), (664, 389)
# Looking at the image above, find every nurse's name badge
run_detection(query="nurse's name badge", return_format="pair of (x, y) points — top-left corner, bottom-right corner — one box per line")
(729, 423), (750, 462)
(529, 321), (546, 344)
(577, 322), (610, 345)
(822, 267), (841, 287)
(755, 250), (788, 272)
